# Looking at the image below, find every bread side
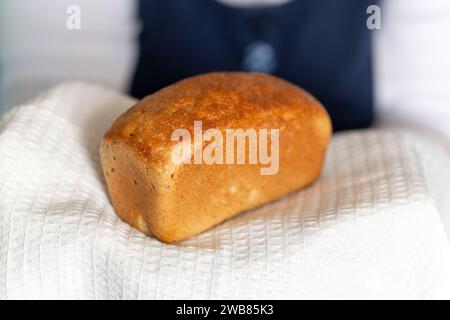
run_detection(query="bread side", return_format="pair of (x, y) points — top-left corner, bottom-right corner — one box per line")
(100, 72), (332, 243)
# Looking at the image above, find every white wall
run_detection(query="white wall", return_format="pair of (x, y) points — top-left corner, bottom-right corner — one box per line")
(0, 0), (138, 112)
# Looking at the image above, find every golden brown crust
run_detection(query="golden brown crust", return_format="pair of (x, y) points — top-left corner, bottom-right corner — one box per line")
(100, 72), (332, 243)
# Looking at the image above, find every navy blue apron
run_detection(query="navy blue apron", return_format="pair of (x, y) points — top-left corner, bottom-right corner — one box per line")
(131, 0), (376, 131)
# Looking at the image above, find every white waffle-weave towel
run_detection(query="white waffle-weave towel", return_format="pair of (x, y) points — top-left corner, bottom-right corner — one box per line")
(1, 82), (450, 299)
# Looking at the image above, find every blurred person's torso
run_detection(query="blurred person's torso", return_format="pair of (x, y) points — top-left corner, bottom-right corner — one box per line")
(131, 0), (376, 131)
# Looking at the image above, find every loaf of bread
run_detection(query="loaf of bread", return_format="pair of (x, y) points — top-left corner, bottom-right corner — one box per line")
(100, 72), (331, 243)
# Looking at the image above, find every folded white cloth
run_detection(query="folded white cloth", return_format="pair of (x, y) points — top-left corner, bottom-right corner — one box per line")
(1, 82), (450, 299)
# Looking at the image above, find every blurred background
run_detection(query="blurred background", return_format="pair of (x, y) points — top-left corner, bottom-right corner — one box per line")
(1, 0), (450, 141)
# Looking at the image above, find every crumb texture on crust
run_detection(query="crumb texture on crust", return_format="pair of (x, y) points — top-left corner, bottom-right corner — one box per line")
(100, 72), (332, 243)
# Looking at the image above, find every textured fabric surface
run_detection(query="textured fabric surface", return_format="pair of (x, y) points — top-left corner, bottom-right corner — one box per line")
(1, 82), (450, 299)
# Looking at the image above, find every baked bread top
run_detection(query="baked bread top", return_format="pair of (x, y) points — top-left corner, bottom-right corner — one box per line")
(105, 72), (331, 165)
